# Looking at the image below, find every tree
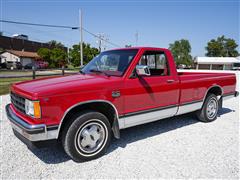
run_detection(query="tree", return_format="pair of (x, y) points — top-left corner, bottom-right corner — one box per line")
(50, 48), (67, 67)
(37, 48), (51, 61)
(169, 39), (192, 65)
(69, 43), (99, 67)
(205, 35), (239, 57)
(37, 47), (67, 68)
(48, 40), (65, 49)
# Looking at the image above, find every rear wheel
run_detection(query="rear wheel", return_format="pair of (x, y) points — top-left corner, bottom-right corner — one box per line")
(196, 93), (219, 122)
(62, 111), (112, 162)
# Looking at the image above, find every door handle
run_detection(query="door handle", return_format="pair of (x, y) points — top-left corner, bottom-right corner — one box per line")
(112, 91), (121, 98)
(167, 79), (174, 83)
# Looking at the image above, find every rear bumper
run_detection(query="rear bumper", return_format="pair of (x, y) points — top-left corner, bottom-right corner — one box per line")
(6, 104), (58, 142)
(222, 91), (239, 101)
(235, 91), (239, 97)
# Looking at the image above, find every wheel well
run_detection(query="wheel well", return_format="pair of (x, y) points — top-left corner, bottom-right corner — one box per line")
(58, 102), (117, 138)
(206, 86), (222, 97)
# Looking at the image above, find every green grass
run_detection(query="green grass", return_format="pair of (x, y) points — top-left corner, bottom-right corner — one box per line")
(0, 69), (79, 76)
(0, 71), (32, 75)
(0, 70), (79, 96)
(0, 77), (32, 95)
(0, 76), (64, 95)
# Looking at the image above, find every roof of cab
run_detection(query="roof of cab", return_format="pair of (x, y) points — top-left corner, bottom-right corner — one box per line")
(105, 47), (169, 51)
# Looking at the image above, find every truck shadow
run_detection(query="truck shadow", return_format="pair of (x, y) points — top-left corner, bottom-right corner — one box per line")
(28, 107), (233, 164)
(218, 107), (235, 116)
(107, 113), (198, 154)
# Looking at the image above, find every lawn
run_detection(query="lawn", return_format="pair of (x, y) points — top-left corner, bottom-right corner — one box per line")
(0, 76), (68, 95)
(0, 77), (32, 95)
(0, 69), (79, 95)
(0, 70), (32, 75)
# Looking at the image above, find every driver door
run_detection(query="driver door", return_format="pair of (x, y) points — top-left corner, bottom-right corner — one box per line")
(122, 50), (179, 127)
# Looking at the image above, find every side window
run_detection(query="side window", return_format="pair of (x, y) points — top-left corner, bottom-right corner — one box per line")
(138, 51), (169, 76)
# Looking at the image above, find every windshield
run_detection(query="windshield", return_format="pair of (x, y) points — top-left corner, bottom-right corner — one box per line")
(82, 49), (138, 76)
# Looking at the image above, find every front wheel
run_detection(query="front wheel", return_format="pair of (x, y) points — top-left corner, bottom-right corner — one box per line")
(62, 111), (112, 162)
(196, 93), (219, 122)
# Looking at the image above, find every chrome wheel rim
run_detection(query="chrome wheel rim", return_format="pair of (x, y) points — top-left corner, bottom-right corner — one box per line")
(75, 120), (106, 155)
(207, 98), (217, 119)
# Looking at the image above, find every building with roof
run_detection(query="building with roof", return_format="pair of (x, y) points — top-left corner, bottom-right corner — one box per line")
(195, 57), (240, 70)
(0, 50), (41, 66)
(0, 35), (67, 52)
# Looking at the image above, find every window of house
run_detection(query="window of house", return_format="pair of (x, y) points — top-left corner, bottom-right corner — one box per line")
(138, 51), (169, 76)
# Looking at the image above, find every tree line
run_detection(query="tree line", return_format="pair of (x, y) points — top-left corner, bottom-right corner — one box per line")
(169, 35), (239, 66)
(37, 36), (239, 68)
(37, 40), (99, 68)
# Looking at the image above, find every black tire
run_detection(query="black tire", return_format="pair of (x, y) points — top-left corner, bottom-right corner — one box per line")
(196, 93), (219, 122)
(62, 111), (112, 162)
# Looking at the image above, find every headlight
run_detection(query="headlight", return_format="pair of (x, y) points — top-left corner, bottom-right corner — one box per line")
(25, 99), (41, 118)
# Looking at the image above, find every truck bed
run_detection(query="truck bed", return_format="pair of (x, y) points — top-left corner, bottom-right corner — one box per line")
(178, 71), (236, 105)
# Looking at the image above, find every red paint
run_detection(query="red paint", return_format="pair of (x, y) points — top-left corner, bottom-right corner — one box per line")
(10, 47), (237, 126)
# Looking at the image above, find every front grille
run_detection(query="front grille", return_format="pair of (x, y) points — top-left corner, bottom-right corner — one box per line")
(11, 92), (25, 114)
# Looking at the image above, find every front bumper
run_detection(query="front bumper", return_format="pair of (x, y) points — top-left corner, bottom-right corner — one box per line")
(6, 104), (58, 142)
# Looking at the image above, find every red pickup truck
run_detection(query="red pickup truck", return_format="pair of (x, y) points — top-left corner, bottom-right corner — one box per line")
(6, 47), (238, 162)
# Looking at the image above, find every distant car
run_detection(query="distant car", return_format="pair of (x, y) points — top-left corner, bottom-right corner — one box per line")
(0, 61), (22, 69)
(6, 61), (14, 69)
(24, 62), (40, 69)
(36, 61), (48, 69)
(15, 62), (23, 69)
(0, 62), (7, 69)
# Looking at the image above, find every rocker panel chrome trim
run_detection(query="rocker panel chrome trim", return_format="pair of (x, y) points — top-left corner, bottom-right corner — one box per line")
(119, 106), (178, 129)
(176, 101), (203, 115)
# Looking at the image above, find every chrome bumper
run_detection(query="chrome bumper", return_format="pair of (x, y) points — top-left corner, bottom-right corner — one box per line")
(6, 104), (58, 142)
(222, 91), (239, 101)
(235, 91), (239, 97)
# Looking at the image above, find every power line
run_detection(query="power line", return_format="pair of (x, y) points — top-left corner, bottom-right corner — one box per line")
(0, 19), (121, 47)
(82, 28), (120, 47)
(0, 20), (78, 29)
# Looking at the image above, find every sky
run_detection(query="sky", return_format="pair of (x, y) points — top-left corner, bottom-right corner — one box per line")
(0, 0), (239, 57)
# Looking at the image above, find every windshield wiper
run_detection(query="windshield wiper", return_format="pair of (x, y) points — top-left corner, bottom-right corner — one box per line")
(89, 69), (110, 77)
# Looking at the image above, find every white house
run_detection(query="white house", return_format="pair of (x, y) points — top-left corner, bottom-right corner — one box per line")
(195, 57), (240, 70)
(0, 50), (41, 66)
(0, 54), (6, 63)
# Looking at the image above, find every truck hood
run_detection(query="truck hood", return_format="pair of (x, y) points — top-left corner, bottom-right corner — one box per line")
(12, 73), (120, 98)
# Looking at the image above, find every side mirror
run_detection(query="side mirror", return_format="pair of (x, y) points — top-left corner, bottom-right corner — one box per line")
(136, 65), (151, 76)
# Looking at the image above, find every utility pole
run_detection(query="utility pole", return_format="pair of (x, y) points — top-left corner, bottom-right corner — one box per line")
(102, 35), (109, 50)
(97, 33), (105, 52)
(135, 31), (138, 46)
(79, 9), (83, 67)
(99, 34), (102, 52)
(67, 47), (69, 64)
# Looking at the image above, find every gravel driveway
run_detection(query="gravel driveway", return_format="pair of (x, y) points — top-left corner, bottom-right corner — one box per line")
(0, 95), (239, 179)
